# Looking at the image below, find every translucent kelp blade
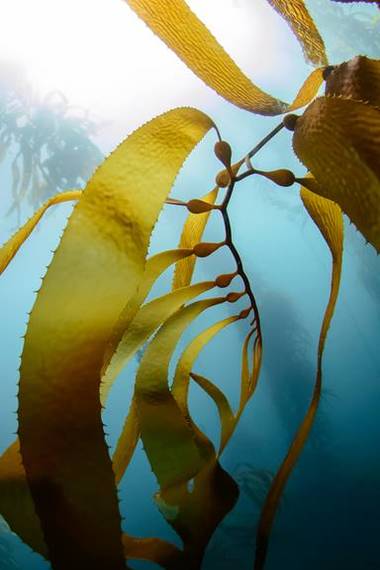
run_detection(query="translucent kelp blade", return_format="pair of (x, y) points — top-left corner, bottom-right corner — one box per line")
(172, 315), (239, 413)
(108, 281), (217, 483)
(0, 190), (81, 275)
(173, 187), (219, 290)
(325, 56), (380, 108)
(300, 187), (343, 353)
(288, 68), (325, 111)
(135, 297), (226, 490)
(266, 0), (327, 66)
(122, 534), (182, 568)
(17, 107), (214, 570)
(254, 188), (343, 570)
(294, 97), (380, 252)
(103, 248), (193, 375)
(239, 328), (257, 410)
(101, 280), (215, 406)
(124, 0), (287, 115)
(190, 372), (235, 454)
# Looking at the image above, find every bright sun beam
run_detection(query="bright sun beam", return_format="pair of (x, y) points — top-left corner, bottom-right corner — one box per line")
(1, 0), (300, 139)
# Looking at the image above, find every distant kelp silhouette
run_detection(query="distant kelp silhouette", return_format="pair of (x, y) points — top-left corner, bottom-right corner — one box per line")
(0, 63), (102, 219)
(0, 1), (379, 569)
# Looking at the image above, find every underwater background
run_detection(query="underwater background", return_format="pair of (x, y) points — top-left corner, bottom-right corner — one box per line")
(0, 1), (379, 568)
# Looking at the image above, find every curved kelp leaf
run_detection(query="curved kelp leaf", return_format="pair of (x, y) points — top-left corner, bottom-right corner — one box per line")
(124, 0), (287, 115)
(293, 97), (380, 252)
(134, 303), (240, 566)
(325, 56), (380, 108)
(254, 188), (343, 570)
(135, 297), (226, 490)
(172, 315), (239, 413)
(0, 190), (82, 276)
(108, 281), (218, 483)
(101, 250), (198, 404)
(288, 67), (325, 111)
(173, 187), (219, 290)
(0, 441), (182, 569)
(266, 0), (327, 65)
(190, 327), (262, 455)
(16, 107), (215, 570)
(122, 534), (182, 569)
(190, 372), (235, 454)
(171, 315), (240, 450)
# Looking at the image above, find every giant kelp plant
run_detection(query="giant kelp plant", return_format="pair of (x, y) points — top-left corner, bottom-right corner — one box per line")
(0, 1), (379, 569)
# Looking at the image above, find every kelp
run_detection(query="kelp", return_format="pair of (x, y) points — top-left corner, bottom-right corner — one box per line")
(293, 96), (380, 252)
(0, 67), (103, 215)
(254, 188), (343, 570)
(15, 107), (215, 569)
(266, 0), (327, 65)
(0, 3), (378, 570)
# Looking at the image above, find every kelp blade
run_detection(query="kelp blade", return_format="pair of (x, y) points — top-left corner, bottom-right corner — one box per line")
(16, 107), (214, 570)
(294, 97), (380, 252)
(135, 299), (239, 564)
(135, 297), (226, 490)
(254, 188), (343, 570)
(124, 0), (287, 115)
(266, 0), (327, 65)
(0, 190), (81, 276)
(101, 248), (195, 405)
(173, 187), (219, 290)
(109, 280), (217, 483)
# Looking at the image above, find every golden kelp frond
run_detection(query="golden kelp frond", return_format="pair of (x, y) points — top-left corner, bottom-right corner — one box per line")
(112, 398), (139, 485)
(288, 68), (325, 111)
(0, 190), (81, 276)
(135, 297), (226, 490)
(293, 96), (380, 252)
(266, 0), (327, 66)
(103, 247), (193, 374)
(190, 372), (235, 454)
(101, 280), (216, 405)
(325, 56), (380, 108)
(172, 315), (240, 413)
(124, 0), (287, 115)
(173, 187), (219, 290)
(107, 281), (218, 483)
(16, 107), (215, 570)
(254, 188), (343, 570)
(0, 440), (181, 568)
(300, 187), (343, 351)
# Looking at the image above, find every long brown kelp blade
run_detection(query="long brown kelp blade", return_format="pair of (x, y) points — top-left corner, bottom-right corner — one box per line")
(266, 0), (327, 66)
(0, 190), (82, 275)
(254, 188), (343, 570)
(109, 280), (218, 483)
(124, 0), (287, 115)
(135, 297), (226, 490)
(0, 440), (182, 568)
(16, 107), (215, 570)
(293, 96), (380, 252)
(135, 300), (240, 566)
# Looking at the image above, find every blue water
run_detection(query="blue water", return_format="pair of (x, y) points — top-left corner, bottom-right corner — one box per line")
(1, 1), (379, 568)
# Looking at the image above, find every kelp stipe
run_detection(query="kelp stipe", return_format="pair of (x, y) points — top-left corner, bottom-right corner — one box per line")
(0, 1), (379, 569)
